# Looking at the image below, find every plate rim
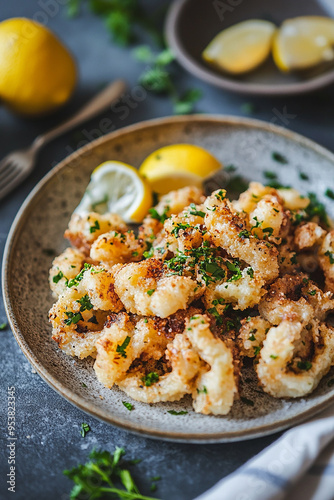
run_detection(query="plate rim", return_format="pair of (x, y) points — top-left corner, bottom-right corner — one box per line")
(165, 0), (334, 96)
(4, 113), (334, 443)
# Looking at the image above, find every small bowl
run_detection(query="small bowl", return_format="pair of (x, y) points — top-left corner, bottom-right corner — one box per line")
(165, 0), (334, 96)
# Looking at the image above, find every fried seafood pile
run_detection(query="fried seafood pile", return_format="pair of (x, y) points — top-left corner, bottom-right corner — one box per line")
(49, 183), (334, 415)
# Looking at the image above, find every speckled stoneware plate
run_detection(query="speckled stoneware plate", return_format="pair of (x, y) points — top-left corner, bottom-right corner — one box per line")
(4, 115), (334, 443)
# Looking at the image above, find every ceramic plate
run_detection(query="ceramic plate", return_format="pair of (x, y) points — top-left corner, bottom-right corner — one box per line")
(165, 0), (334, 96)
(4, 115), (334, 443)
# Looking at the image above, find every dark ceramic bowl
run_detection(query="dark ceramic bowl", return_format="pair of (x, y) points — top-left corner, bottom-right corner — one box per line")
(165, 0), (334, 95)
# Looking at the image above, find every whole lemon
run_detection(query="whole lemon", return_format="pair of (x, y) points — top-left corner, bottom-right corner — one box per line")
(0, 18), (77, 116)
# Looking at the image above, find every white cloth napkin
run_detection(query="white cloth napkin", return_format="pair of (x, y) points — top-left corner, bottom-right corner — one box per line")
(195, 405), (334, 500)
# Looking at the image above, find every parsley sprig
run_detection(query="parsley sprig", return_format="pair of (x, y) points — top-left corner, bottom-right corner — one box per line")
(134, 45), (202, 114)
(64, 447), (160, 500)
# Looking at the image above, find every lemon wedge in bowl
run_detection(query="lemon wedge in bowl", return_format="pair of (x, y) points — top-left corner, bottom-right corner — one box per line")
(202, 20), (276, 74)
(75, 161), (153, 223)
(273, 16), (334, 72)
(139, 144), (221, 195)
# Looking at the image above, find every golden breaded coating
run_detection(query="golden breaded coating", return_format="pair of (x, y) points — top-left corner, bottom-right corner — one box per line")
(205, 190), (279, 283)
(276, 188), (310, 211)
(65, 212), (127, 254)
(94, 312), (136, 388)
(233, 182), (281, 214)
(259, 274), (334, 325)
(187, 315), (237, 415)
(49, 179), (334, 414)
(78, 265), (123, 312)
(118, 333), (203, 404)
(249, 194), (286, 240)
(319, 231), (334, 292)
(90, 230), (146, 267)
(257, 320), (334, 398)
(113, 258), (202, 318)
(49, 285), (108, 358)
(294, 222), (325, 250)
(49, 247), (87, 297)
(238, 316), (271, 358)
(139, 186), (205, 240)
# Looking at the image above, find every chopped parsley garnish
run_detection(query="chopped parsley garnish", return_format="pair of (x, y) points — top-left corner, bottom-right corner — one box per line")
(264, 171), (277, 180)
(76, 294), (93, 312)
(238, 229), (251, 239)
(89, 220), (100, 233)
(67, 263), (92, 288)
(0, 322), (8, 331)
(290, 253), (297, 265)
(132, 251), (139, 257)
(226, 260), (242, 282)
(143, 245), (154, 259)
(207, 306), (222, 325)
(226, 320), (235, 331)
(325, 188), (334, 200)
(249, 334), (256, 341)
(325, 251), (334, 264)
(225, 164), (236, 172)
(122, 401), (134, 411)
(297, 360), (312, 371)
(142, 372), (159, 387)
(147, 289), (155, 296)
(189, 203), (205, 217)
(272, 151), (288, 164)
(116, 336), (131, 358)
(149, 206), (169, 224)
(308, 290), (316, 296)
(262, 227), (274, 237)
(215, 190), (226, 201)
(253, 346), (261, 356)
(196, 386), (208, 394)
(53, 270), (64, 283)
(241, 397), (254, 407)
(247, 267), (254, 279)
(80, 422), (90, 438)
(167, 410), (188, 415)
(64, 311), (83, 325)
(64, 446), (158, 500)
(203, 261), (225, 280)
(171, 223), (191, 237)
(299, 172), (309, 181)
(270, 354), (278, 359)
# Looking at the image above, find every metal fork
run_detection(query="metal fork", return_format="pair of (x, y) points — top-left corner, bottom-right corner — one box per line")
(0, 79), (126, 200)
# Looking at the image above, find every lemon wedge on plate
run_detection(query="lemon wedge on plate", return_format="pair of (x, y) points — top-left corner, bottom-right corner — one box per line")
(202, 20), (276, 74)
(273, 16), (334, 71)
(139, 144), (221, 195)
(75, 161), (153, 223)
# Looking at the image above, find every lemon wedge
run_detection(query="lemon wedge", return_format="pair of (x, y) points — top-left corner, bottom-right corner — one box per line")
(273, 16), (334, 72)
(139, 144), (221, 195)
(75, 161), (153, 223)
(202, 20), (276, 74)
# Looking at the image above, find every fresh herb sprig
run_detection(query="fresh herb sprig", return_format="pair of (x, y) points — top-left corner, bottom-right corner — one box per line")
(64, 447), (160, 500)
(134, 45), (202, 114)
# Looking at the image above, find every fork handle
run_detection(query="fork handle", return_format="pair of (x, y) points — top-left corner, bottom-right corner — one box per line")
(32, 79), (126, 151)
